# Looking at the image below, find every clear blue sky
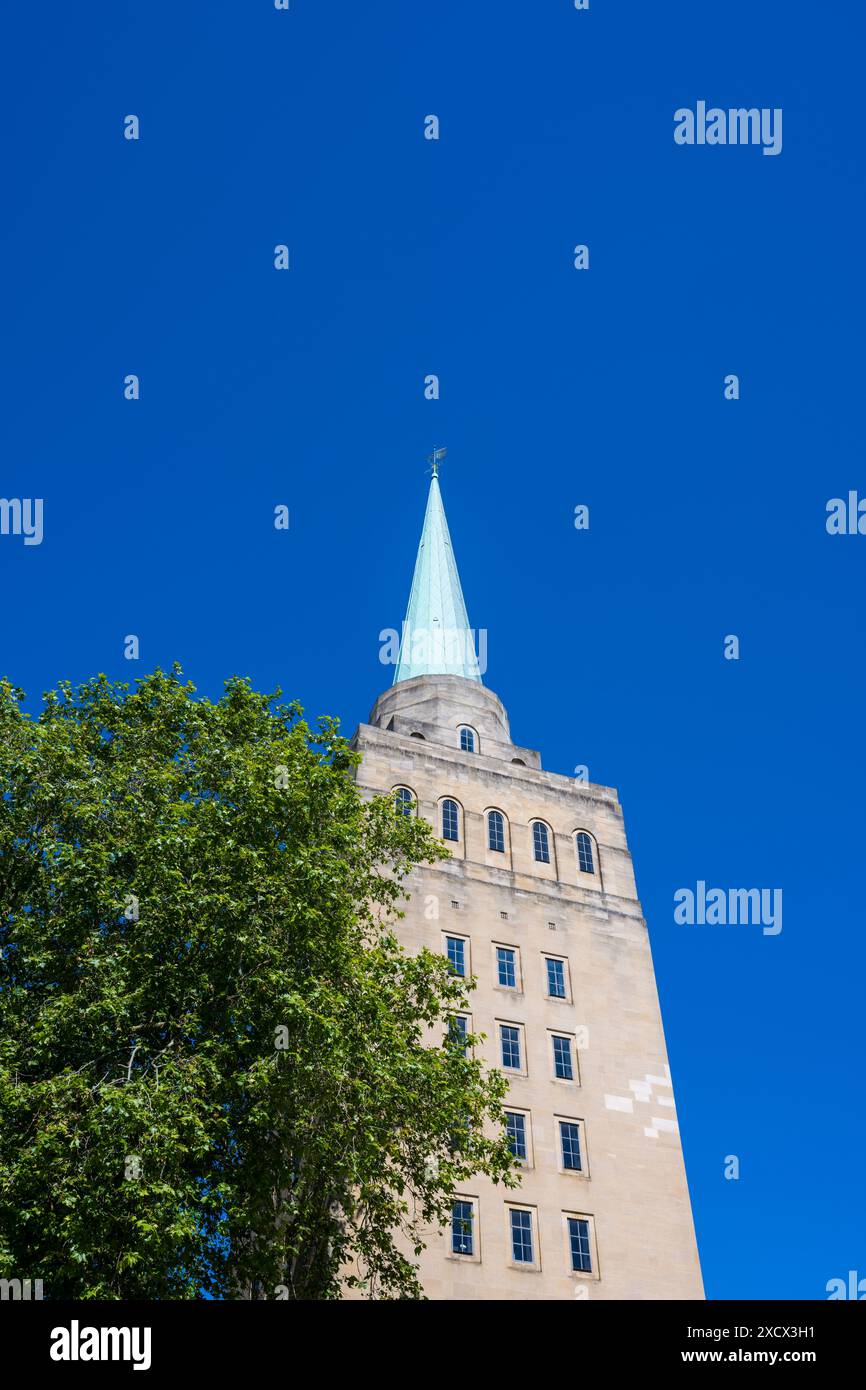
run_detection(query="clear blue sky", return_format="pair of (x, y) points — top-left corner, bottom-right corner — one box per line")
(2, 2), (863, 1299)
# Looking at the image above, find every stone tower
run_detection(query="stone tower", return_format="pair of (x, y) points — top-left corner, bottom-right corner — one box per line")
(350, 469), (704, 1300)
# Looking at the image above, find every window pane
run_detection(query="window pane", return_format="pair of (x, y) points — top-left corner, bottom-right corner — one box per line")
(553, 1035), (574, 1080)
(460, 728), (475, 752)
(560, 1121), (582, 1171)
(500, 1025), (521, 1070)
(496, 946), (516, 988)
(506, 1112), (527, 1161)
(546, 958), (566, 998)
(442, 799), (460, 841)
(488, 810), (505, 852)
(510, 1209), (533, 1263)
(533, 822), (550, 863)
(452, 1201), (474, 1255)
(395, 788), (413, 817)
(568, 1217), (592, 1272)
(446, 936), (466, 976)
(577, 832), (594, 874)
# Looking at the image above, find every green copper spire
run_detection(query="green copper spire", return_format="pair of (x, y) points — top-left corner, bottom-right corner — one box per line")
(394, 456), (482, 684)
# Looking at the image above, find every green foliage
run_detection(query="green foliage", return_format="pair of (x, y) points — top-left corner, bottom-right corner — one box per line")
(0, 668), (517, 1299)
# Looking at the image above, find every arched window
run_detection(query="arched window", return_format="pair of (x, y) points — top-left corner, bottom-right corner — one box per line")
(488, 810), (505, 853)
(394, 787), (414, 818)
(532, 821), (551, 864)
(442, 799), (460, 842)
(576, 831), (595, 874)
(459, 727), (476, 753)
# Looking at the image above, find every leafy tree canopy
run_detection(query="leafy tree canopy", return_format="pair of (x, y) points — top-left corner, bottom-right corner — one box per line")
(0, 668), (516, 1299)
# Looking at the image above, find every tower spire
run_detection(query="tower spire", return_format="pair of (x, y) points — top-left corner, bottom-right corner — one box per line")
(393, 455), (482, 685)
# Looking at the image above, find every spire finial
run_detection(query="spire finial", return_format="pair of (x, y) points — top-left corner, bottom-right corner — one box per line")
(427, 446), (446, 478)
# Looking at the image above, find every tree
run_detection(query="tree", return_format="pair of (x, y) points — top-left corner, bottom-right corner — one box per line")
(0, 668), (517, 1299)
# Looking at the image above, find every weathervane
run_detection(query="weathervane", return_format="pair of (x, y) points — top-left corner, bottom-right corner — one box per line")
(427, 446), (447, 477)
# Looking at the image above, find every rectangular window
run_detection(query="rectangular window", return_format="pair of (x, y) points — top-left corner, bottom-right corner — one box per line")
(505, 1111), (527, 1161)
(509, 1208), (534, 1264)
(500, 1024), (522, 1071)
(451, 1200), (474, 1256)
(447, 1014), (469, 1056)
(552, 1034), (574, 1081)
(560, 1120), (582, 1171)
(545, 956), (567, 999)
(567, 1216), (592, 1273)
(445, 935), (466, 977)
(496, 946), (517, 989)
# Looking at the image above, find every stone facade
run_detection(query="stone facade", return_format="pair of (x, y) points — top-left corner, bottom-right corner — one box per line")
(350, 673), (703, 1300)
